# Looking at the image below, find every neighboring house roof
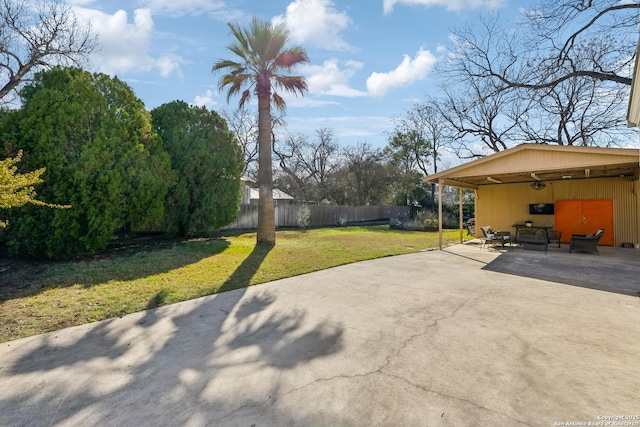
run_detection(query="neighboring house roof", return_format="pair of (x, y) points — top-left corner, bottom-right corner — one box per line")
(249, 188), (295, 201)
(423, 144), (640, 189)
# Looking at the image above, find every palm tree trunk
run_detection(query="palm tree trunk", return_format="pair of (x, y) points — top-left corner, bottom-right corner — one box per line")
(256, 93), (276, 245)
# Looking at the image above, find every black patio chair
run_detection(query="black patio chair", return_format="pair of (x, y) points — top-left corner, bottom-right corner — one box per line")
(569, 229), (605, 255)
(546, 229), (562, 248)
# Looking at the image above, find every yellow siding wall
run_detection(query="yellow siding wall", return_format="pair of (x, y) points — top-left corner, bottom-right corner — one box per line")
(475, 177), (639, 246)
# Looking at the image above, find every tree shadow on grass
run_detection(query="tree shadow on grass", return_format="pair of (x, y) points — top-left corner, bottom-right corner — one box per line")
(0, 237), (230, 302)
(2, 241), (345, 426)
(7, 243), (275, 375)
(216, 243), (274, 293)
(136, 243), (275, 330)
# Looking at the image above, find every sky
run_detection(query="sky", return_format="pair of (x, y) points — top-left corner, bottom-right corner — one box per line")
(69, 0), (523, 154)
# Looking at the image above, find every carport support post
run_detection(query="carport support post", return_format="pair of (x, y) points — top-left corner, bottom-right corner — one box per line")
(438, 179), (443, 250)
(459, 187), (463, 244)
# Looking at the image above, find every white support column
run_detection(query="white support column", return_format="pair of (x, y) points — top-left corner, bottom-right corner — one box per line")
(636, 177), (640, 247)
(438, 178), (443, 250)
(459, 187), (463, 244)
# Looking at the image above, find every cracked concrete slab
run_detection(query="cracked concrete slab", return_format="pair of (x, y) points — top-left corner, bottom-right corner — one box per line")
(1, 243), (639, 426)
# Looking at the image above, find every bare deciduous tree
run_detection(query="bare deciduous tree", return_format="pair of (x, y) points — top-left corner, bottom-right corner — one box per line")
(341, 142), (391, 206)
(435, 7), (636, 155)
(222, 108), (259, 177)
(431, 15), (526, 156)
(388, 107), (432, 177)
(387, 102), (452, 206)
(517, 63), (630, 147)
(273, 127), (340, 203)
(0, 0), (96, 105)
(273, 132), (311, 202)
(429, 83), (523, 157)
(459, 1), (638, 91)
(517, 0), (638, 89)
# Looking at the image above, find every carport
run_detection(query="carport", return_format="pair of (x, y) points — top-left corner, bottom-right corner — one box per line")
(423, 144), (640, 250)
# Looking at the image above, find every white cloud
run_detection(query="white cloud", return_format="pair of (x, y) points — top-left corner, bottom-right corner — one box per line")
(366, 48), (437, 97)
(136, 0), (233, 18)
(282, 97), (342, 108)
(302, 59), (366, 97)
(383, 0), (505, 14)
(156, 56), (181, 77)
(272, 0), (353, 51)
(74, 7), (182, 77)
(192, 89), (217, 109)
(285, 115), (392, 146)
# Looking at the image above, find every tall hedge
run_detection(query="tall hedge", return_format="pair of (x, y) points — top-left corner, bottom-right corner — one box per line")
(151, 101), (242, 236)
(0, 67), (172, 258)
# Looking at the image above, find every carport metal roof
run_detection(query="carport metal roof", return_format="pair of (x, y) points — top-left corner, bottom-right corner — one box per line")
(423, 144), (640, 189)
(423, 144), (640, 249)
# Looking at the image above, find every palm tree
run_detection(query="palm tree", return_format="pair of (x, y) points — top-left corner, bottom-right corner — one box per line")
(213, 17), (309, 245)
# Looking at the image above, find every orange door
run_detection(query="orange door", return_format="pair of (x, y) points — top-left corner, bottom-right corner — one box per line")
(554, 199), (614, 245)
(582, 200), (614, 245)
(554, 200), (583, 243)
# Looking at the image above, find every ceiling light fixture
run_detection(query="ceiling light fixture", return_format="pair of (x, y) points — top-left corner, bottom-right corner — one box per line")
(531, 181), (546, 190)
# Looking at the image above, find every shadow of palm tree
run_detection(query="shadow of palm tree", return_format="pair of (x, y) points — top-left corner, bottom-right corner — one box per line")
(217, 243), (273, 293)
(7, 244), (275, 376)
(0, 238), (230, 302)
(1, 241), (346, 426)
(136, 243), (275, 331)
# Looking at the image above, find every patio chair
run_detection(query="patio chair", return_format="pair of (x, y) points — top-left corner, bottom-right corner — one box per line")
(480, 226), (510, 239)
(569, 229), (605, 255)
(479, 226), (511, 249)
(466, 218), (475, 236)
(546, 229), (562, 248)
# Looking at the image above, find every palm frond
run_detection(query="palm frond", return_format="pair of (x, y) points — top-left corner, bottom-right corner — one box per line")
(272, 92), (286, 112)
(212, 59), (242, 73)
(238, 89), (252, 109)
(274, 48), (309, 70)
(273, 75), (308, 96)
(264, 30), (289, 68)
(227, 21), (250, 55)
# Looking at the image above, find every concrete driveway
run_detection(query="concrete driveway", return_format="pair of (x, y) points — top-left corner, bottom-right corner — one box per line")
(1, 244), (639, 427)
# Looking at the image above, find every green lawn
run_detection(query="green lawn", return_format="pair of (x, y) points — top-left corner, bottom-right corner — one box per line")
(0, 226), (470, 343)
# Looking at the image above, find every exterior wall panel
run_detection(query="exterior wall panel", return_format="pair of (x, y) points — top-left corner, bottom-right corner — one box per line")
(475, 177), (639, 246)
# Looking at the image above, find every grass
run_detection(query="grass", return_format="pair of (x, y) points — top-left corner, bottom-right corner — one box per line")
(0, 226), (470, 343)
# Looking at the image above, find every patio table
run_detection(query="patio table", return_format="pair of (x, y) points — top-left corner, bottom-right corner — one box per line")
(512, 225), (550, 251)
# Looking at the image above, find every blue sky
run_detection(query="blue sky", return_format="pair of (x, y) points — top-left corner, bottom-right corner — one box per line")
(70, 0), (520, 150)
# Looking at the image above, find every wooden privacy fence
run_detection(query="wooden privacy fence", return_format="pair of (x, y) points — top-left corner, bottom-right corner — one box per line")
(222, 205), (412, 230)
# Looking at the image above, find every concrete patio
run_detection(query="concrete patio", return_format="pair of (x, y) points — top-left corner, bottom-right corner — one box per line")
(472, 239), (640, 296)
(0, 243), (639, 426)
